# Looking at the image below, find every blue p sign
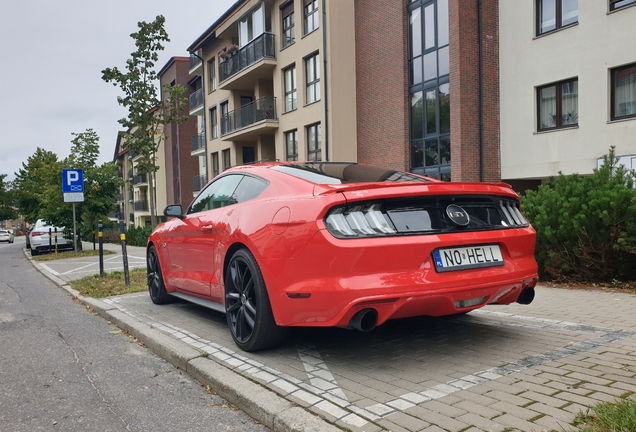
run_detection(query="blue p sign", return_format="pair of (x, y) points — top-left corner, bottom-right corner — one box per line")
(62, 169), (84, 193)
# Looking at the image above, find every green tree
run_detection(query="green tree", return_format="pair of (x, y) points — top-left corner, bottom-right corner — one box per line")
(0, 174), (18, 221)
(102, 15), (188, 228)
(13, 148), (60, 224)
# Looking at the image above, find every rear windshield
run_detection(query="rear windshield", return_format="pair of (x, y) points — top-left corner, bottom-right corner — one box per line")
(271, 163), (430, 185)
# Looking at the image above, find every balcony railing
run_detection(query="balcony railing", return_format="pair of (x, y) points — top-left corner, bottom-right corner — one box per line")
(219, 33), (276, 83)
(189, 53), (202, 70)
(193, 174), (208, 193)
(134, 200), (149, 211)
(189, 88), (203, 112)
(132, 174), (147, 185)
(220, 96), (277, 136)
(191, 132), (205, 153)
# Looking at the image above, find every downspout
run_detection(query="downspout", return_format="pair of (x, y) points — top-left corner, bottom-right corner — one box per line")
(478, 0), (484, 181)
(322, 0), (330, 161)
(192, 51), (209, 181)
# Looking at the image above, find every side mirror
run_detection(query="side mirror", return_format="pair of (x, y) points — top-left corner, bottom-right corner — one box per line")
(164, 204), (184, 219)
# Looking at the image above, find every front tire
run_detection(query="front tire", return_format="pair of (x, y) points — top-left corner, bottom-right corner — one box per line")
(225, 249), (288, 352)
(147, 245), (171, 304)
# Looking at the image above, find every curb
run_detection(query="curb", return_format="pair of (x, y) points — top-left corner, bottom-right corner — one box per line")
(24, 249), (339, 432)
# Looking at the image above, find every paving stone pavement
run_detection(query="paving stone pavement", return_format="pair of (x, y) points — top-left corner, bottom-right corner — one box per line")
(31, 247), (636, 432)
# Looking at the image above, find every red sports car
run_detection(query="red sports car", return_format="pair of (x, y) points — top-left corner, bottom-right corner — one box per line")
(147, 162), (538, 352)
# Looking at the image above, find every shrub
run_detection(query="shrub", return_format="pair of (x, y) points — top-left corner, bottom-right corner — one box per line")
(125, 225), (152, 247)
(521, 147), (636, 282)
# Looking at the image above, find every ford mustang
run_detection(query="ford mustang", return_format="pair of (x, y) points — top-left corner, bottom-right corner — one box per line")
(147, 162), (538, 352)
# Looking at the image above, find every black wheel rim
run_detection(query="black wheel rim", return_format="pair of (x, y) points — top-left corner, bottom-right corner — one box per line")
(147, 249), (161, 299)
(225, 258), (256, 343)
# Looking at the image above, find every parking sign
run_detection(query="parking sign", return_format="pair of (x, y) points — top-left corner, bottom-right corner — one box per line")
(62, 168), (84, 202)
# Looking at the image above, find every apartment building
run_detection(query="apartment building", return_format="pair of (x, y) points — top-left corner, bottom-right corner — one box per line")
(500, 0), (636, 191)
(113, 131), (134, 227)
(157, 57), (200, 204)
(186, 0), (498, 183)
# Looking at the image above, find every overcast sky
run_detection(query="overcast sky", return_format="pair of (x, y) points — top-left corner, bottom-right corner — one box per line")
(0, 0), (236, 182)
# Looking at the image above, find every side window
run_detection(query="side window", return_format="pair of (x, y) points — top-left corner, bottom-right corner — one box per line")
(232, 176), (269, 204)
(187, 175), (243, 214)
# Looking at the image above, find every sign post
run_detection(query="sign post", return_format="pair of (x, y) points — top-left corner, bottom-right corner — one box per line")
(62, 169), (84, 254)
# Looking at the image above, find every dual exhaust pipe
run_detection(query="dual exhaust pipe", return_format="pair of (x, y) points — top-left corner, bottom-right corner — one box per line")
(347, 286), (534, 332)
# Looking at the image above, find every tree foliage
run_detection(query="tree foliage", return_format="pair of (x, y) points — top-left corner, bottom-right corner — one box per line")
(521, 147), (636, 282)
(101, 15), (188, 227)
(12, 130), (120, 236)
(0, 174), (17, 221)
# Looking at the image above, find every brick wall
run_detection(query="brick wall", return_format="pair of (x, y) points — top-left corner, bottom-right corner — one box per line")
(449, 0), (500, 182)
(354, 0), (410, 172)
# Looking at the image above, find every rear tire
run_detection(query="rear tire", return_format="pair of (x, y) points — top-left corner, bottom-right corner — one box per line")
(30, 248), (39, 256)
(225, 249), (288, 352)
(147, 245), (172, 304)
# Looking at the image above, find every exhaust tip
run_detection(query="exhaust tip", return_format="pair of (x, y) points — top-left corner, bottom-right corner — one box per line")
(349, 309), (378, 332)
(516, 286), (535, 305)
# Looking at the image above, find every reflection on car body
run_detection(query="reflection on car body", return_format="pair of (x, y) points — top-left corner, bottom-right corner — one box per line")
(147, 162), (538, 352)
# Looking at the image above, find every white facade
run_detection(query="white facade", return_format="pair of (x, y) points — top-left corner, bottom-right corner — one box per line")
(500, 1), (636, 181)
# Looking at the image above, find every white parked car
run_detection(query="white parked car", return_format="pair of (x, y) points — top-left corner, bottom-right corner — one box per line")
(29, 219), (72, 256)
(0, 229), (14, 243)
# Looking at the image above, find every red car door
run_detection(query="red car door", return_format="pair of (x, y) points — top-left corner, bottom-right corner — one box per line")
(164, 174), (243, 299)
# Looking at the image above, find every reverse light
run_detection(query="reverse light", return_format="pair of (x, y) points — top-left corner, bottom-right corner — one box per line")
(325, 203), (396, 238)
(454, 296), (488, 309)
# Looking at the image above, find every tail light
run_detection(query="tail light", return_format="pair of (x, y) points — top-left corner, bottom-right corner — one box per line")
(31, 231), (45, 237)
(325, 203), (396, 238)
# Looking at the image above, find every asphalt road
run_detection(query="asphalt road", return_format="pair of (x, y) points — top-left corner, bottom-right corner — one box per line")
(0, 240), (271, 432)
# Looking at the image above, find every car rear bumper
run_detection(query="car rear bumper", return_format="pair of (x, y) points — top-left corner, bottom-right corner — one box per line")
(260, 227), (538, 327)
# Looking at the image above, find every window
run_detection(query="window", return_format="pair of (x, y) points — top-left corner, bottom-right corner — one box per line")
(188, 174), (243, 214)
(222, 148), (231, 170)
(611, 63), (636, 120)
(304, 0), (318, 35)
(537, 78), (579, 131)
(537, 0), (578, 35)
(232, 176), (269, 203)
(408, 0), (451, 180)
(305, 53), (320, 104)
(285, 130), (298, 161)
(212, 152), (220, 178)
(210, 106), (218, 139)
(610, 0), (636, 11)
(306, 123), (321, 161)
(208, 58), (216, 92)
(220, 101), (229, 135)
(282, 2), (295, 48)
(284, 65), (297, 112)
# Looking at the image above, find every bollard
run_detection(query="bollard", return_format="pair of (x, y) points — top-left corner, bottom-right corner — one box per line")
(119, 220), (130, 286)
(98, 220), (104, 277)
(54, 227), (58, 255)
(48, 227), (52, 253)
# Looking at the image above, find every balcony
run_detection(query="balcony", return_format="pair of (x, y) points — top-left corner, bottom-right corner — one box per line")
(191, 132), (206, 156)
(189, 88), (204, 115)
(193, 174), (208, 193)
(218, 33), (276, 91)
(189, 52), (202, 74)
(134, 200), (149, 212)
(132, 174), (147, 186)
(220, 96), (278, 141)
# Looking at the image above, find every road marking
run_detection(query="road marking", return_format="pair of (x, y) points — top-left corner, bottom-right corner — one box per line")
(40, 263), (60, 276)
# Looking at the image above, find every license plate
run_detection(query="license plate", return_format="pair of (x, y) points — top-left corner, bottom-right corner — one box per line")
(432, 244), (504, 272)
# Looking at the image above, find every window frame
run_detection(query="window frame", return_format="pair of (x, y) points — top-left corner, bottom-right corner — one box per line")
(306, 123), (321, 162)
(209, 106), (218, 140)
(536, 0), (578, 36)
(285, 129), (298, 161)
(212, 152), (220, 178)
(305, 53), (320, 105)
(282, 2), (295, 48)
(536, 78), (579, 132)
(303, 0), (319, 35)
(208, 58), (216, 92)
(611, 63), (636, 121)
(610, 0), (636, 11)
(283, 65), (297, 112)
(222, 148), (231, 170)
